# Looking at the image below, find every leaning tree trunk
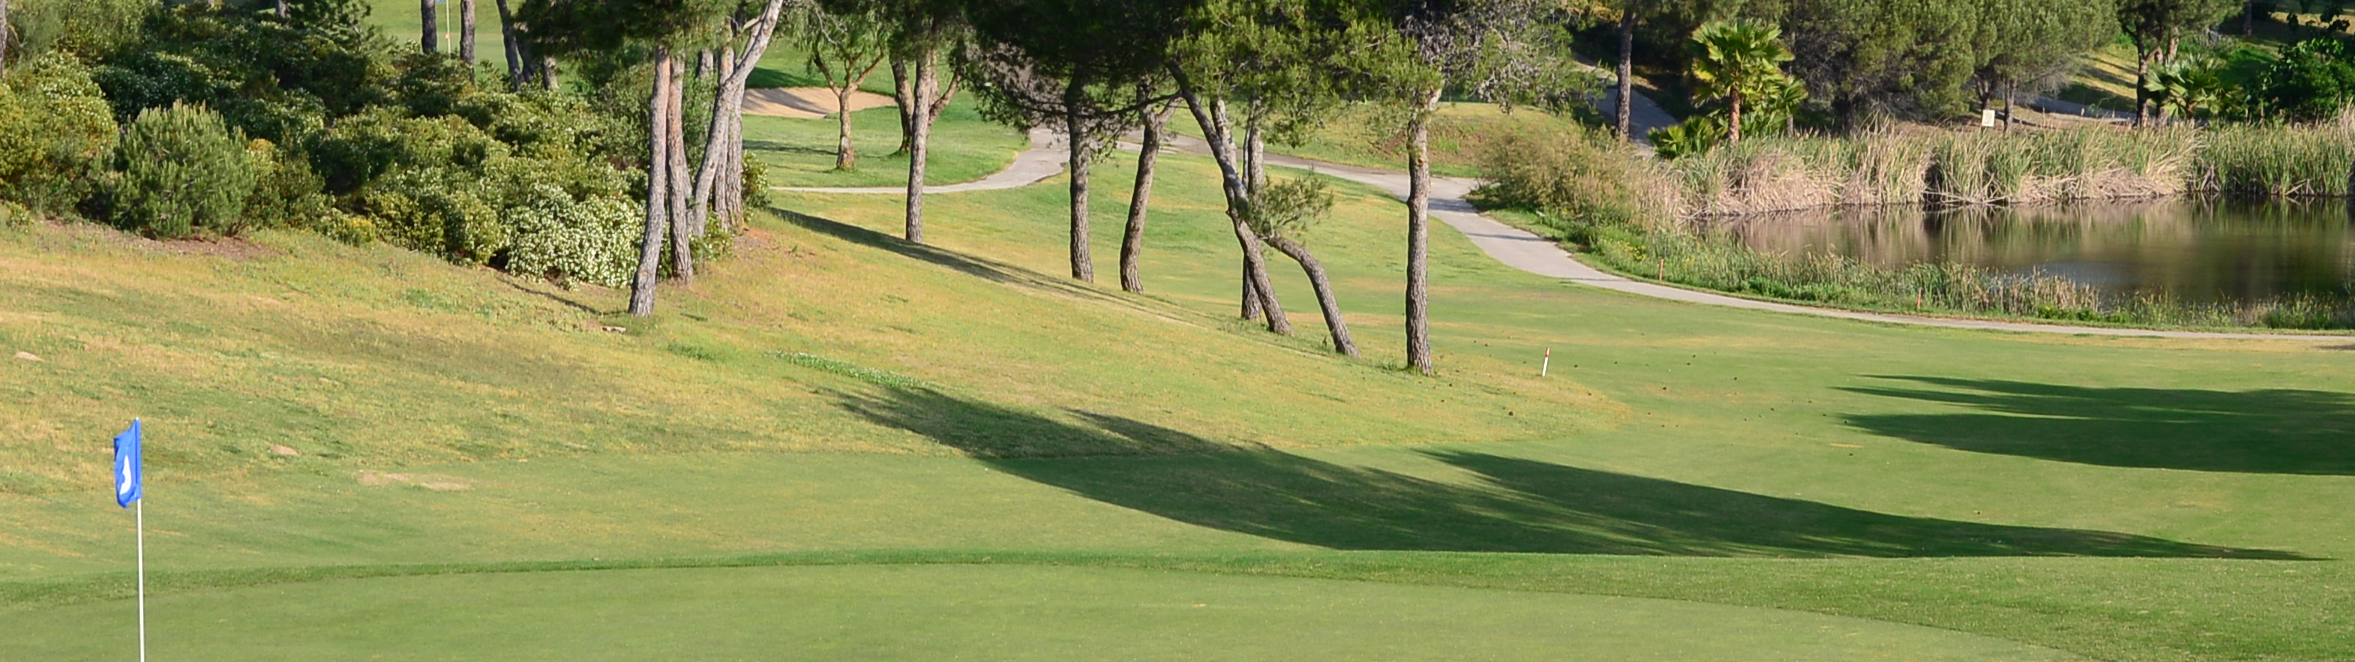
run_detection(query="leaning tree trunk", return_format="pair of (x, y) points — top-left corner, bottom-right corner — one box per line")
(459, 0), (476, 64)
(1120, 103), (1172, 293)
(0, 0), (12, 72)
(1172, 77), (1289, 333)
(419, 0), (438, 53)
(892, 56), (918, 156)
(687, 0), (787, 236)
(629, 47), (676, 317)
(495, 0), (523, 83)
(1615, 7), (1634, 139)
(1266, 235), (1357, 357)
(903, 48), (939, 243)
(1404, 89), (1438, 375)
(667, 57), (695, 282)
(835, 84), (858, 170)
(1065, 81), (1095, 283)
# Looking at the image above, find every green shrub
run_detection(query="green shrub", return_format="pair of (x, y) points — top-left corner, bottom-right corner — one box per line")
(503, 184), (642, 287)
(1474, 126), (1680, 230)
(0, 53), (118, 217)
(241, 138), (334, 229)
(6, 0), (152, 62)
(109, 102), (257, 238)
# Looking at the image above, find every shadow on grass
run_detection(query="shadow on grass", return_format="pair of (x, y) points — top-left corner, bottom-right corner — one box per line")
(839, 386), (2303, 559)
(1843, 376), (2355, 476)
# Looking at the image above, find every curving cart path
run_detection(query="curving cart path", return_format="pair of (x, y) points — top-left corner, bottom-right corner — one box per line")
(777, 129), (2352, 343)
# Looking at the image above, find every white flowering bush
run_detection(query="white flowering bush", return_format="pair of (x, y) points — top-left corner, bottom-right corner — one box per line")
(504, 184), (640, 288)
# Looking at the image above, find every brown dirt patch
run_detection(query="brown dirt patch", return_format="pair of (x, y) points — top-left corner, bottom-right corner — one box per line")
(357, 470), (473, 491)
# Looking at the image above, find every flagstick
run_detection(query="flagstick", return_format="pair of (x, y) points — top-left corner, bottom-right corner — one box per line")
(137, 498), (146, 662)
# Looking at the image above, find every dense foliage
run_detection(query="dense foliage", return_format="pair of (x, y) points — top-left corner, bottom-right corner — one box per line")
(109, 103), (258, 238)
(0, 0), (725, 288)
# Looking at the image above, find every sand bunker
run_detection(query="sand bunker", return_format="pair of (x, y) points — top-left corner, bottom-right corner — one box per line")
(742, 87), (897, 119)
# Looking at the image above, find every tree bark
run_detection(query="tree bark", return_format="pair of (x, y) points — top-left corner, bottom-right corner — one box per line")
(687, 0), (787, 237)
(495, 0), (523, 84)
(1728, 92), (1742, 144)
(1266, 235), (1357, 357)
(904, 49), (936, 243)
(1244, 111), (1265, 194)
(1405, 89), (1438, 375)
(2246, 0), (2256, 36)
(892, 56), (918, 156)
(2134, 46), (2152, 127)
(1172, 69), (1288, 333)
(835, 85), (858, 169)
(0, 0), (12, 73)
(459, 0), (476, 64)
(1065, 80), (1094, 282)
(667, 57), (695, 282)
(629, 47), (675, 317)
(275, 0), (289, 20)
(1120, 102), (1172, 293)
(420, 0), (438, 53)
(1615, 6), (1634, 139)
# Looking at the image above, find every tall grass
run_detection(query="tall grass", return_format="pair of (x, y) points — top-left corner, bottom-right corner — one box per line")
(2192, 119), (2355, 196)
(1476, 124), (2355, 330)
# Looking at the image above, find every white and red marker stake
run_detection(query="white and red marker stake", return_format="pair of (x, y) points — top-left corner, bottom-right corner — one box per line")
(1541, 349), (1551, 377)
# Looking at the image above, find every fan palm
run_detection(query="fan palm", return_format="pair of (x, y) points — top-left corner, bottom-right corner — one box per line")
(1687, 19), (1794, 144)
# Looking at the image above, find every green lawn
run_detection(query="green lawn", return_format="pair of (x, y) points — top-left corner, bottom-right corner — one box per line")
(3, 143), (2353, 661)
(742, 100), (1028, 189)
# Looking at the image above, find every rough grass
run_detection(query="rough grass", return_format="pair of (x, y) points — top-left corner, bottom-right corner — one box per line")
(1172, 102), (1579, 178)
(6, 148), (2355, 661)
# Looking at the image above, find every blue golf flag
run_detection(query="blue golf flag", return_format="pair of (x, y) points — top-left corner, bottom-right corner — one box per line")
(113, 419), (141, 508)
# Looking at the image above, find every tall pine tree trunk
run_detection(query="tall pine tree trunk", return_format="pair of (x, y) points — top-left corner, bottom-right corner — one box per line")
(275, 0), (288, 19)
(687, 0), (786, 236)
(1616, 7), (1634, 139)
(1267, 235), (1356, 357)
(667, 57), (695, 282)
(1065, 80), (1094, 282)
(1176, 86), (1288, 333)
(892, 56), (918, 156)
(459, 0), (476, 64)
(834, 84), (858, 170)
(1404, 89), (1438, 374)
(495, 0), (523, 84)
(0, 0), (12, 73)
(1120, 102), (1171, 293)
(420, 0), (438, 53)
(629, 47), (675, 317)
(2134, 45), (2153, 127)
(904, 48), (937, 243)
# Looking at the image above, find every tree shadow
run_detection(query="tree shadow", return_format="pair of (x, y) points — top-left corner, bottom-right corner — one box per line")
(772, 209), (1035, 287)
(838, 386), (2305, 559)
(1842, 376), (2355, 476)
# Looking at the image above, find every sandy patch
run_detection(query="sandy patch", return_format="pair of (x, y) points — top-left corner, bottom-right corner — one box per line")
(742, 87), (897, 119)
(357, 470), (473, 491)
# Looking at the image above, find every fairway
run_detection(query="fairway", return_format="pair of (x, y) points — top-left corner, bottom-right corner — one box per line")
(1, 564), (2072, 662)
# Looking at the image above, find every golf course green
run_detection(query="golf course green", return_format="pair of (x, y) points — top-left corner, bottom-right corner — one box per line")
(4, 103), (2351, 662)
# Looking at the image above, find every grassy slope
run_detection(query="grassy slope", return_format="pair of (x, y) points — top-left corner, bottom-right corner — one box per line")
(743, 100), (1028, 189)
(1169, 102), (1581, 179)
(2, 149), (2353, 661)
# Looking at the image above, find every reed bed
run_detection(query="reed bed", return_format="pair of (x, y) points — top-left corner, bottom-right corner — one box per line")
(1477, 122), (2355, 330)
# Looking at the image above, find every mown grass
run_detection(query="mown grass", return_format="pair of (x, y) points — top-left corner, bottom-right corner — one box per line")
(741, 100), (1028, 188)
(6, 146), (2355, 661)
(1170, 102), (1576, 178)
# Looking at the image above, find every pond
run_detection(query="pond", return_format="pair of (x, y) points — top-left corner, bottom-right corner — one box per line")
(1706, 199), (2355, 305)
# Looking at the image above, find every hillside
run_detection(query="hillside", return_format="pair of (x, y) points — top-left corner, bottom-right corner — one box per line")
(4, 132), (2354, 660)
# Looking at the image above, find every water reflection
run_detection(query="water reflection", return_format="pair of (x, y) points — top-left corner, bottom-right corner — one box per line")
(1705, 199), (2355, 304)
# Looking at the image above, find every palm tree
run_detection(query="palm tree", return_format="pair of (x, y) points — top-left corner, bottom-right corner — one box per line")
(1687, 19), (1793, 144)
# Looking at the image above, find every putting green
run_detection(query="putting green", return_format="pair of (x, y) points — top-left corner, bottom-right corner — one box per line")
(5, 564), (2070, 661)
